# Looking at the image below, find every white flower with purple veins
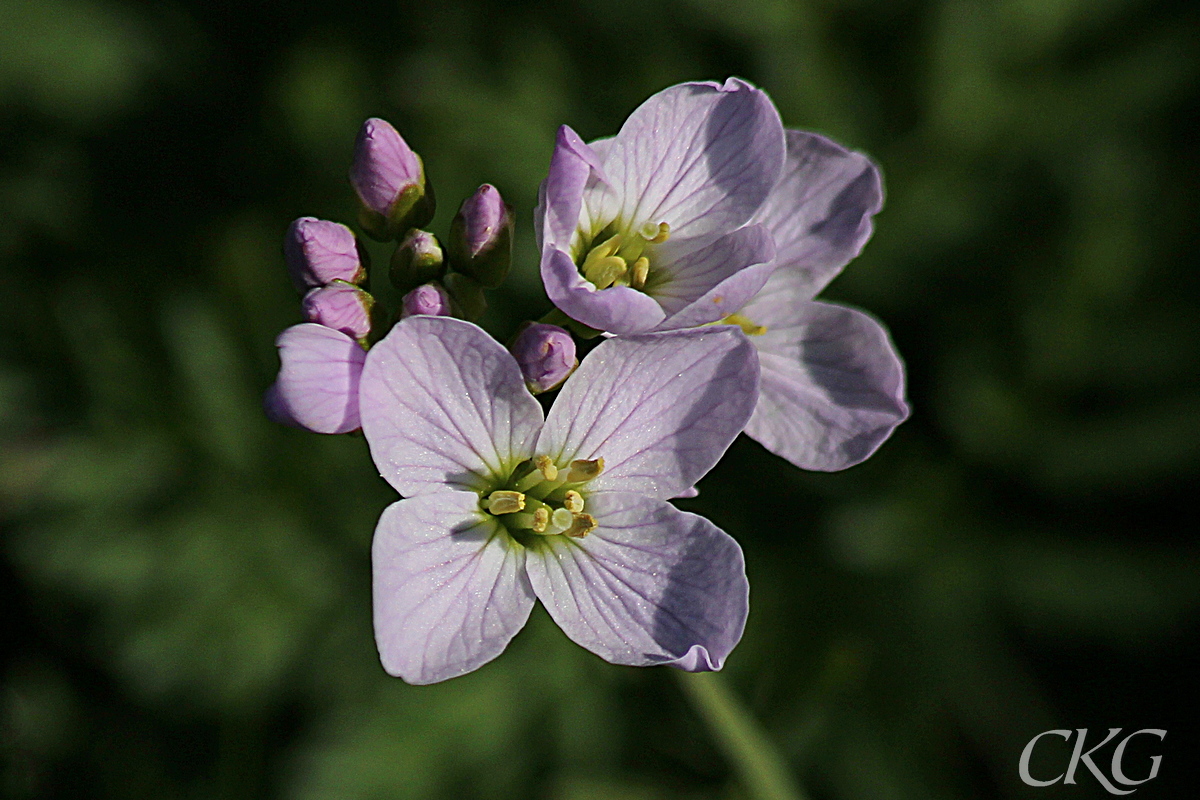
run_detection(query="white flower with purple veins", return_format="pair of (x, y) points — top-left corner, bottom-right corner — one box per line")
(358, 315), (758, 684)
(735, 130), (909, 470)
(538, 78), (786, 335)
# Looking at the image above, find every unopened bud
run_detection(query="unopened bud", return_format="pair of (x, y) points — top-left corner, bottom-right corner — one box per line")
(390, 229), (444, 292)
(283, 217), (366, 292)
(349, 118), (435, 240)
(401, 283), (453, 318)
(448, 184), (513, 288)
(511, 323), (577, 394)
(301, 280), (374, 340)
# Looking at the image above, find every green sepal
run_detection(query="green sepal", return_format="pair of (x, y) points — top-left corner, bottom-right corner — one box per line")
(358, 158), (437, 242)
(444, 272), (488, 321)
(390, 229), (445, 294)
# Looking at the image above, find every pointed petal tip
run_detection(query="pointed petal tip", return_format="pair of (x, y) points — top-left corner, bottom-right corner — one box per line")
(668, 644), (722, 672)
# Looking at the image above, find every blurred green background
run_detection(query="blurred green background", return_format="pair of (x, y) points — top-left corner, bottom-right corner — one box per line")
(2, 0), (1197, 797)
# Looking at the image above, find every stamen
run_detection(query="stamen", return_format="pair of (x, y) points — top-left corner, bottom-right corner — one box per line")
(566, 458), (604, 483)
(533, 455), (558, 481)
(630, 256), (649, 290)
(563, 490), (584, 513)
(530, 507), (549, 533)
(580, 233), (628, 288)
(484, 490), (525, 514)
(594, 232), (624, 258)
(526, 475), (566, 501)
(564, 513), (598, 538)
(583, 255), (627, 289)
(513, 467), (545, 493)
(507, 511), (537, 529)
(722, 313), (767, 336)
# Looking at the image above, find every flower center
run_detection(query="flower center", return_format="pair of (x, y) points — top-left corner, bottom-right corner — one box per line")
(480, 455), (603, 539)
(574, 221), (670, 291)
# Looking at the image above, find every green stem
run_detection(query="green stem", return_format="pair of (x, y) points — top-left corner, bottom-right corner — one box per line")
(674, 671), (807, 800)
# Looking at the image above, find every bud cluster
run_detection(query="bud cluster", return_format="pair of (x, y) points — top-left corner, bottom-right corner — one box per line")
(266, 115), (558, 439)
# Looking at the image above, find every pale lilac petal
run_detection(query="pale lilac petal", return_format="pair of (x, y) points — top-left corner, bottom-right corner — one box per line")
(524, 493), (747, 670)
(537, 326), (758, 498)
(651, 223), (776, 329)
(751, 129), (883, 298)
(601, 78), (785, 243)
(586, 135), (614, 161)
(373, 492), (535, 684)
(541, 247), (666, 335)
(539, 126), (610, 251)
(262, 382), (300, 428)
(267, 323), (364, 434)
(740, 279), (908, 470)
(359, 316), (544, 496)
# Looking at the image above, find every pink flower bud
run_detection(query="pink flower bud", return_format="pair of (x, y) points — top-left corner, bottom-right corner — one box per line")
(390, 229), (444, 292)
(301, 281), (374, 340)
(449, 184), (513, 288)
(511, 323), (577, 394)
(284, 217), (365, 292)
(401, 283), (453, 318)
(349, 118), (434, 239)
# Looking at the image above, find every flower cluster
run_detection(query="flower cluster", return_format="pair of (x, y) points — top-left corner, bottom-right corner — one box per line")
(265, 80), (908, 684)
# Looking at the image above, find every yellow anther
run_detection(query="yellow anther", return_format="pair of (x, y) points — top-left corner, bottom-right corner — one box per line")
(646, 221), (670, 244)
(533, 455), (558, 481)
(563, 490), (585, 513)
(722, 313), (767, 336)
(583, 255), (627, 289)
(564, 513), (598, 538)
(484, 490), (525, 514)
(567, 457), (605, 483)
(630, 256), (649, 289)
(531, 507), (550, 533)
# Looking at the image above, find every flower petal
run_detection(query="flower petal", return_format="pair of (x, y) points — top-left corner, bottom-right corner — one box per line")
(524, 493), (747, 670)
(537, 326), (758, 498)
(538, 125), (611, 251)
(602, 78), (785, 243)
(541, 246), (666, 334)
(651, 223), (776, 329)
(751, 129), (883, 298)
(266, 323), (364, 434)
(741, 279), (908, 470)
(373, 492), (535, 684)
(359, 316), (544, 496)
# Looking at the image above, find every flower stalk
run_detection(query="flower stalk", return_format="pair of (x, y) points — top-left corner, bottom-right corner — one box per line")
(675, 671), (808, 800)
